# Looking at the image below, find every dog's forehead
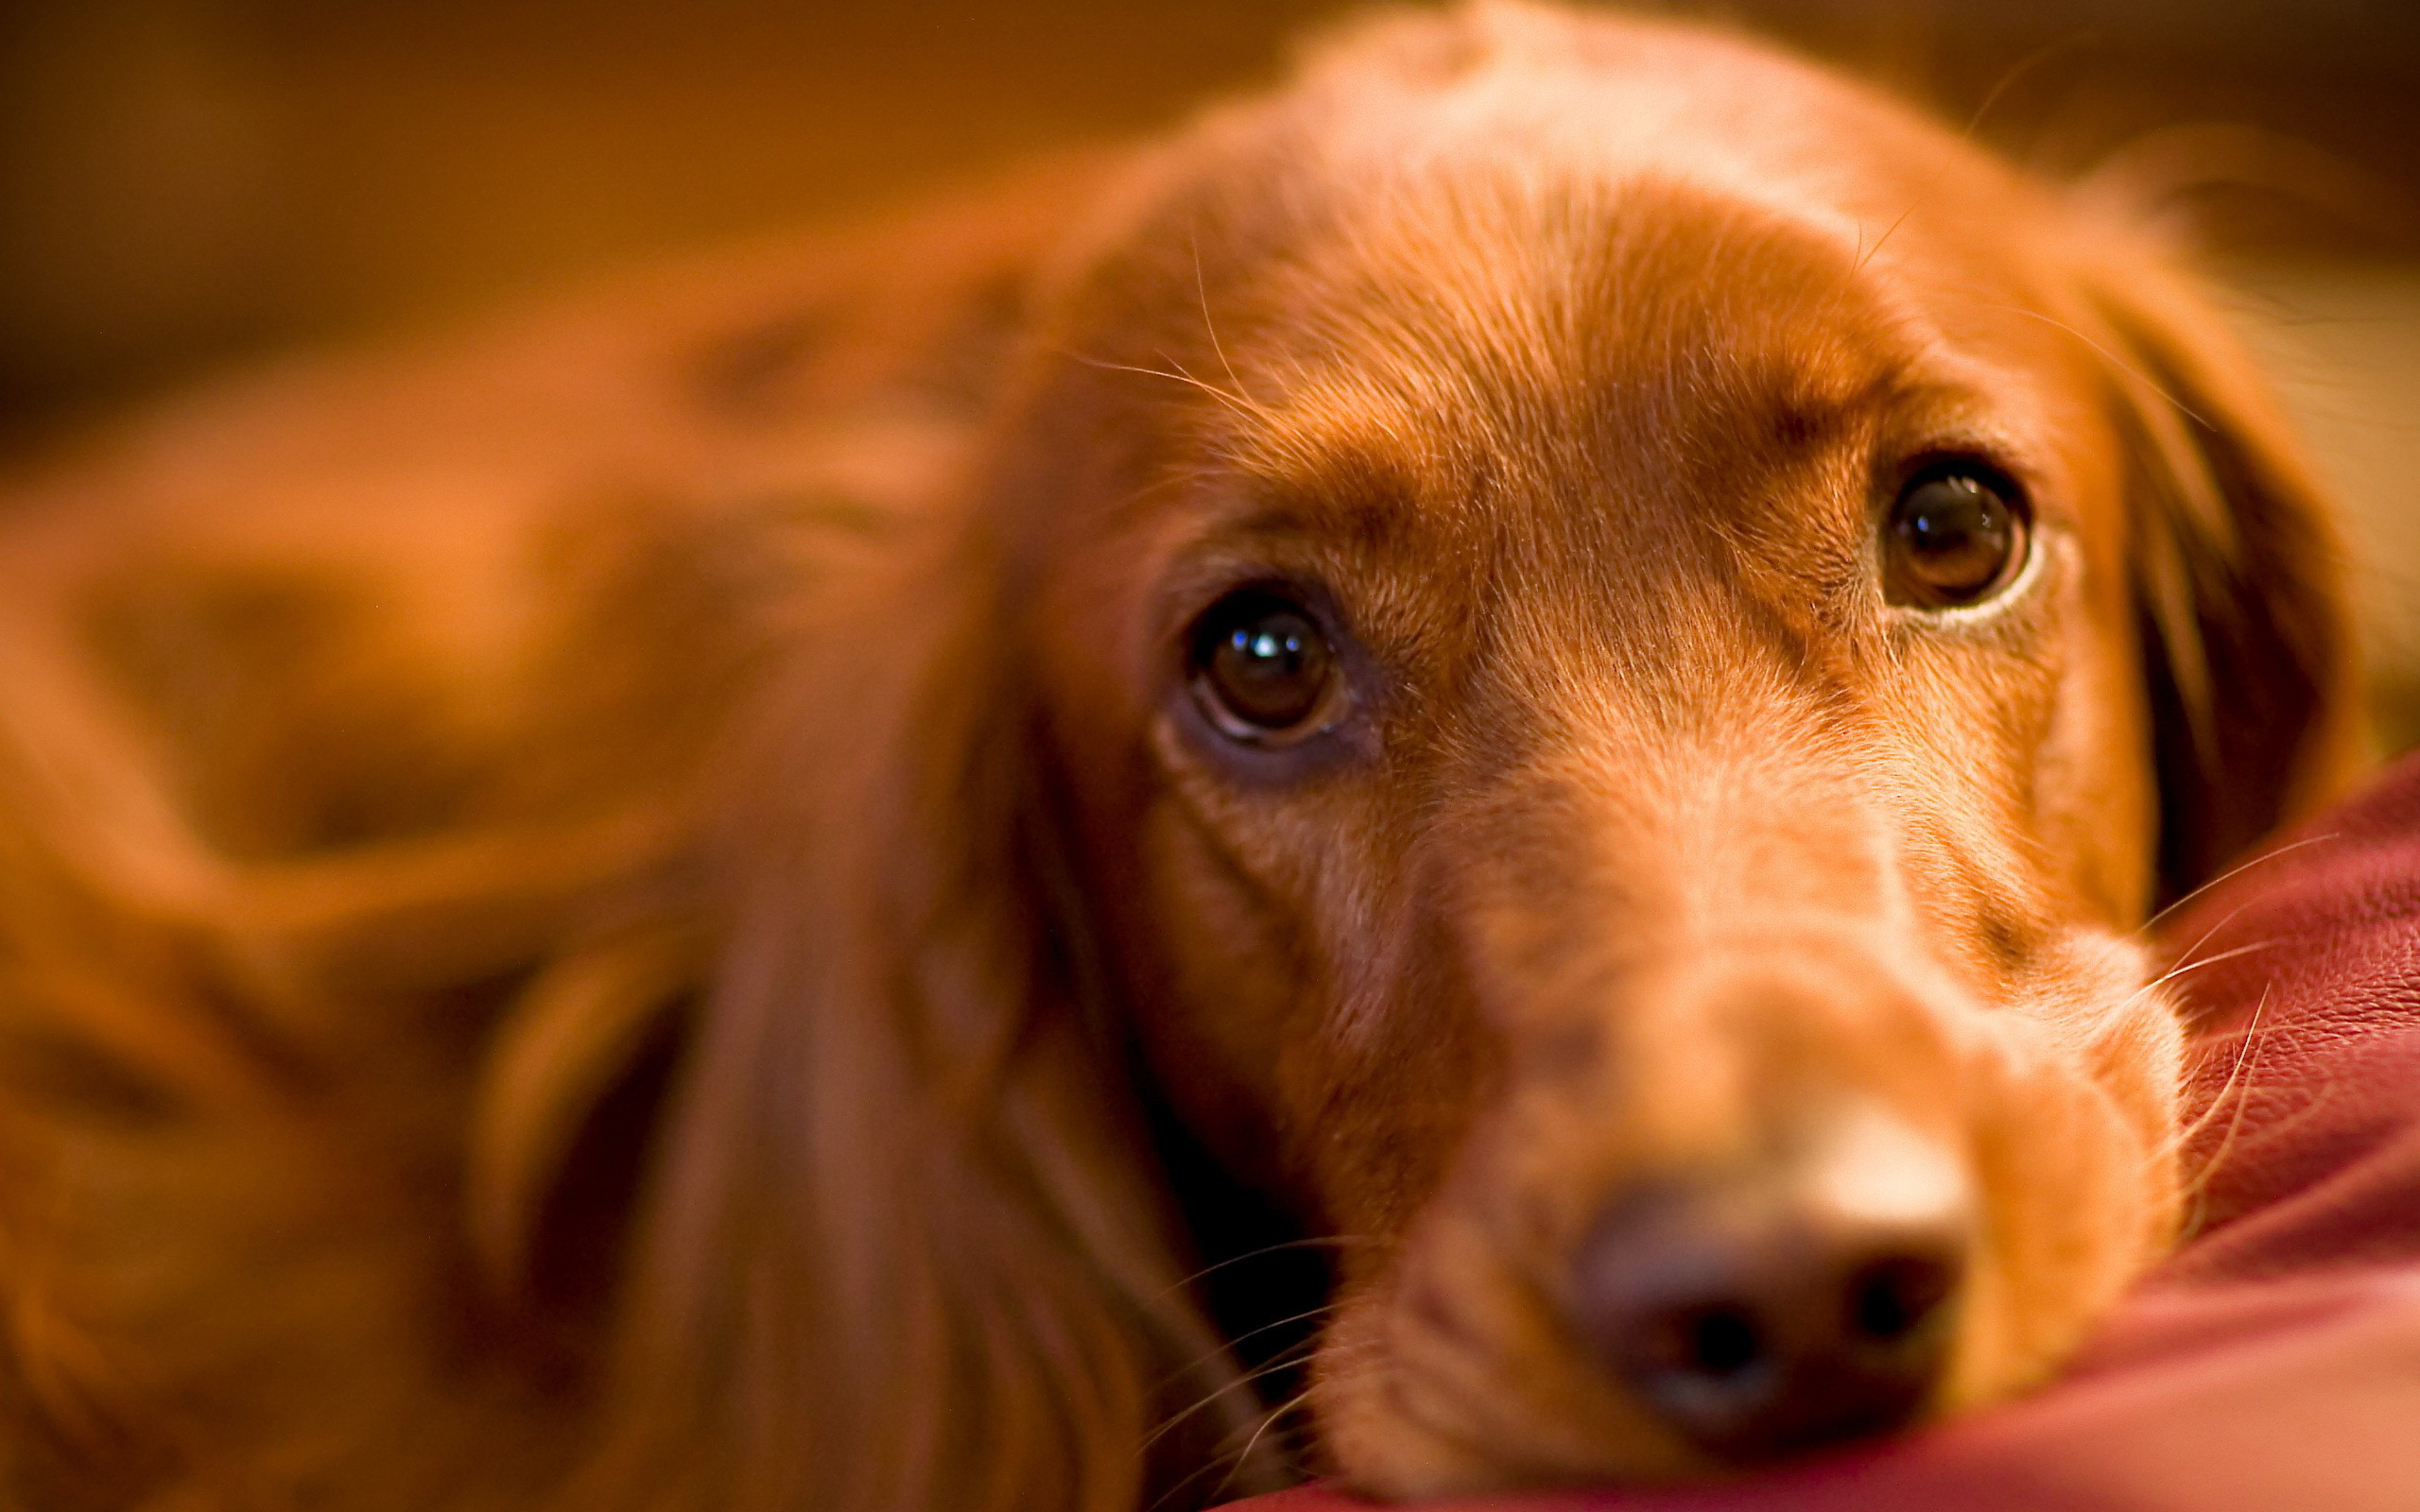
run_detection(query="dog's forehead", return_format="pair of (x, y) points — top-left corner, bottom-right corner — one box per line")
(1164, 68), (2037, 543)
(1183, 170), (1950, 587)
(1161, 10), (2051, 450)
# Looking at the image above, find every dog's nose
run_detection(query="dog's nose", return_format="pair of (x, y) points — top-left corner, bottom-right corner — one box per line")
(1569, 1122), (1969, 1461)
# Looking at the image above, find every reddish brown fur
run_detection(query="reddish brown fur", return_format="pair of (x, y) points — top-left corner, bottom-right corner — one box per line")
(0, 5), (2362, 1509)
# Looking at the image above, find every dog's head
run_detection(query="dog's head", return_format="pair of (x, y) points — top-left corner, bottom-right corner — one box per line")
(609, 6), (2360, 1507)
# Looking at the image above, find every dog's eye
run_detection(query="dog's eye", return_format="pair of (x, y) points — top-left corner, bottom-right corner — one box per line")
(1188, 590), (1343, 743)
(1885, 465), (2029, 609)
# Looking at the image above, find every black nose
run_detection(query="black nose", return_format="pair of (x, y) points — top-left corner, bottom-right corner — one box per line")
(1569, 1155), (1968, 1461)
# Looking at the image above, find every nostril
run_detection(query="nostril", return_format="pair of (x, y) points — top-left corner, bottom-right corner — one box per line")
(1627, 1298), (1775, 1406)
(1846, 1250), (1959, 1349)
(1569, 1192), (1798, 1437)
(1678, 1304), (1765, 1381)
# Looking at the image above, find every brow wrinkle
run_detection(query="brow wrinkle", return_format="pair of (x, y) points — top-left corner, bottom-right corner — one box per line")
(1157, 780), (1311, 934)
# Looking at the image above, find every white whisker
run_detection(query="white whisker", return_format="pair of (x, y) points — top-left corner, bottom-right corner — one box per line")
(2138, 832), (2342, 940)
(1140, 1338), (1321, 1456)
(1150, 1235), (1371, 1303)
(1150, 1301), (1341, 1396)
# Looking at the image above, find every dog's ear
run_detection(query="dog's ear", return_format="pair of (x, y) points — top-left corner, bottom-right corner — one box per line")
(2079, 237), (2368, 907)
(575, 515), (1258, 1512)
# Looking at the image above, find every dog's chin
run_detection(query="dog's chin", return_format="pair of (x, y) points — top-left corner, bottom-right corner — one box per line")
(1310, 1233), (1710, 1500)
(1305, 942), (2187, 1503)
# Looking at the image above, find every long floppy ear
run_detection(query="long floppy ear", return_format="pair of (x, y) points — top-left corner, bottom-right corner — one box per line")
(2079, 234), (2369, 906)
(571, 508), (1262, 1512)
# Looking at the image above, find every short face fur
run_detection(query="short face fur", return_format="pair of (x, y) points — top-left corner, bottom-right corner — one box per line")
(983, 7), (2356, 1496)
(0, 6), (2360, 1511)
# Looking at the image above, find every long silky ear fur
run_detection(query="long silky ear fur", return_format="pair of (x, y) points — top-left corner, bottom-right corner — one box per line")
(0, 151), (1259, 1509)
(2077, 231), (2370, 905)
(573, 506), (1261, 1512)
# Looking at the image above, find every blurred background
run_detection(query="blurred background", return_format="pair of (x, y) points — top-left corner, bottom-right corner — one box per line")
(2, 0), (2416, 741)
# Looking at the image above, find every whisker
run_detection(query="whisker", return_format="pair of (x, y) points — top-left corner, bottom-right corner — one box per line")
(2134, 897), (2268, 1003)
(2101, 931), (2282, 1028)
(2146, 984), (2274, 1174)
(1853, 205), (1916, 275)
(1150, 1383), (1321, 1512)
(2178, 993), (2301, 1234)
(1152, 1235), (1373, 1303)
(1962, 30), (2100, 140)
(1150, 1300), (1342, 1396)
(1065, 349), (1264, 424)
(1203, 1385), (1321, 1509)
(1976, 302), (2213, 430)
(2137, 833), (2342, 940)
(2148, 936), (2283, 992)
(1140, 1338), (1323, 1456)
(2194, 1076), (2345, 1227)
(1191, 232), (1265, 417)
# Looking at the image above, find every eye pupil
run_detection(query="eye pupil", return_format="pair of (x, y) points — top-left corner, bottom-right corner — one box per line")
(1191, 593), (1340, 740)
(1240, 627), (1298, 663)
(1887, 468), (2026, 607)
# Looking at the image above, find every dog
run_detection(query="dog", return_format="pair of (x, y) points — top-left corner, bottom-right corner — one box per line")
(0, 4), (2363, 1508)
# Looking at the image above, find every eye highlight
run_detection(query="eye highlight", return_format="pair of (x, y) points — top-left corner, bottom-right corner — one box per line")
(1884, 463), (2030, 610)
(1186, 589), (1345, 745)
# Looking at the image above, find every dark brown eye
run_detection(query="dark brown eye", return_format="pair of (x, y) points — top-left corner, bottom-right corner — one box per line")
(1188, 590), (1342, 742)
(1885, 465), (2029, 609)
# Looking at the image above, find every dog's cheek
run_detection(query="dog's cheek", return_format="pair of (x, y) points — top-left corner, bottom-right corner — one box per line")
(1309, 1103), (1706, 1498)
(2057, 930), (2189, 1259)
(2087, 988), (2189, 1226)
(1315, 1283), (1487, 1501)
(1122, 805), (1321, 1176)
(1949, 1003), (2182, 1409)
(1312, 1232), (1623, 1501)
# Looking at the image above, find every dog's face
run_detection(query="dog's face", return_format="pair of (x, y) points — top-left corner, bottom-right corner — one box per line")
(973, 11), (2344, 1499)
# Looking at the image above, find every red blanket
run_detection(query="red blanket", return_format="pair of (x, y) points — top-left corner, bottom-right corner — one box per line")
(1233, 751), (2420, 1511)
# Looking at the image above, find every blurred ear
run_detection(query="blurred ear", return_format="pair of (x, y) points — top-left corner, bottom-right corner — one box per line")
(2082, 239), (2369, 906)
(575, 515), (1261, 1512)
